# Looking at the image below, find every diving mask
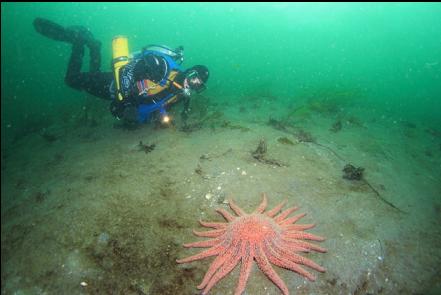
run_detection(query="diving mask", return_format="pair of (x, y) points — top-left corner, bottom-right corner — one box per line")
(184, 70), (206, 94)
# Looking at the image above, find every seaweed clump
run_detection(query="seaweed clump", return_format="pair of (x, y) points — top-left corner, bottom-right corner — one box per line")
(330, 120), (342, 133)
(295, 129), (315, 143)
(252, 139), (286, 167)
(342, 164), (364, 180)
(138, 141), (156, 154)
(252, 139), (267, 161)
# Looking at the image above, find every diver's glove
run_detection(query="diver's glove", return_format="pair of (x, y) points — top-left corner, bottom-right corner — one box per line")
(182, 86), (192, 97)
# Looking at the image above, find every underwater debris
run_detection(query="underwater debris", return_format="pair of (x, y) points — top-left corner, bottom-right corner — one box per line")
(252, 139), (268, 160)
(342, 163), (405, 213)
(199, 154), (210, 161)
(330, 120), (343, 133)
(195, 164), (203, 176)
(138, 141), (156, 154)
(252, 139), (287, 167)
(295, 129), (315, 143)
(342, 164), (364, 180)
(277, 137), (295, 145)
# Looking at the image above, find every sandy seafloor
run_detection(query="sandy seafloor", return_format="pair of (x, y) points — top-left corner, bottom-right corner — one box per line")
(2, 93), (441, 295)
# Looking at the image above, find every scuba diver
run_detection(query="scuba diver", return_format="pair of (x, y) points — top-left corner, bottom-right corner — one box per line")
(33, 17), (209, 125)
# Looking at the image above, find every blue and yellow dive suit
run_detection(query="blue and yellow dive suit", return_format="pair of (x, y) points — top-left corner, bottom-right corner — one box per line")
(33, 17), (192, 124)
(109, 45), (188, 123)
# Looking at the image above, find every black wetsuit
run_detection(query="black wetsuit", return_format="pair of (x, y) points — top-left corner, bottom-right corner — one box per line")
(65, 41), (113, 100)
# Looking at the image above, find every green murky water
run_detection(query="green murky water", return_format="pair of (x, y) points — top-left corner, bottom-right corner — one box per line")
(2, 3), (440, 295)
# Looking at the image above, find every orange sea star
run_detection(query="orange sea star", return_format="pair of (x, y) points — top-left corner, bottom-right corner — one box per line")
(177, 193), (327, 295)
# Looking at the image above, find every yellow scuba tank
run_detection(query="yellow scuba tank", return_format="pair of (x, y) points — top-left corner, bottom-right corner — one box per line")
(112, 36), (129, 101)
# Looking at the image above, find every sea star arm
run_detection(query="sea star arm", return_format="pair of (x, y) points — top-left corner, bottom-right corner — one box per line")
(216, 208), (236, 222)
(229, 199), (246, 216)
(197, 243), (238, 290)
(280, 213), (307, 226)
(234, 242), (255, 295)
(270, 240), (326, 272)
(266, 247), (316, 281)
(283, 238), (327, 253)
(199, 220), (227, 229)
(201, 245), (242, 295)
(274, 206), (299, 223)
(284, 223), (316, 231)
(176, 244), (223, 263)
(254, 244), (289, 295)
(283, 230), (325, 241)
(266, 200), (287, 217)
(193, 228), (226, 238)
(183, 237), (222, 248)
(254, 193), (268, 213)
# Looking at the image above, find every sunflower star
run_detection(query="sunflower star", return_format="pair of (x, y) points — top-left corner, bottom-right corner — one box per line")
(176, 193), (327, 295)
